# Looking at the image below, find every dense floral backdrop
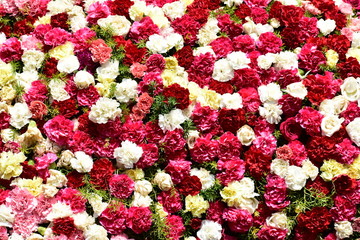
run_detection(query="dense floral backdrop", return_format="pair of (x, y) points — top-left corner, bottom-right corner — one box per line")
(0, 0), (360, 239)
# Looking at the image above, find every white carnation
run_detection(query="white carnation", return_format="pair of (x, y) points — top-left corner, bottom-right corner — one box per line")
(129, 0), (147, 21)
(9, 103), (32, 129)
(114, 78), (138, 103)
(317, 19), (336, 36)
(270, 159), (289, 178)
(301, 159), (318, 181)
(153, 172), (173, 191)
(187, 130), (200, 149)
(162, 1), (186, 20)
(84, 224), (109, 240)
(57, 55), (80, 73)
(257, 53), (276, 70)
(266, 212), (288, 230)
(46, 202), (73, 221)
(259, 103), (283, 124)
(87, 194), (108, 218)
(46, 170), (67, 188)
(190, 168), (215, 190)
(97, 15), (131, 37)
(335, 221), (353, 239)
(212, 58), (234, 82)
(285, 82), (308, 99)
(89, 97), (122, 124)
(158, 108), (187, 131)
(274, 51), (298, 70)
(220, 93), (243, 109)
(197, 220), (222, 240)
(0, 204), (15, 227)
(74, 70), (95, 89)
(226, 51), (250, 70)
(346, 118), (360, 147)
(222, 0), (243, 6)
(70, 151), (94, 173)
(21, 50), (45, 71)
(321, 114), (344, 137)
(114, 140), (143, 169)
(132, 192), (153, 207)
(193, 46), (216, 57)
(73, 212), (95, 231)
(341, 77), (360, 102)
(146, 34), (169, 54)
(96, 59), (119, 80)
(48, 79), (70, 101)
(135, 180), (153, 196)
(258, 83), (282, 103)
(285, 166), (307, 191)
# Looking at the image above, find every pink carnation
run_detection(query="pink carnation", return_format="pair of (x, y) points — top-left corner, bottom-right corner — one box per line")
(210, 37), (233, 59)
(44, 28), (71, 46)
(56, 188), (87, 213)
(130, 62), (147, 78)
(35, 153), (57, 179)
(218, 132), (242, 160)
(136, 143), (159, 169)
(264, 174), (290, 210)
(253, 132), (277, 156)
(165, 160), (191, 185)
(257, 226), (287, 240)
(20, 35), (42, 50)
(24, 80), (48, 104)
(90, 39), (112, 64)
(222, 208), (253, 233)
(190, 136), (219, 164)
(6, 188), (37, 215)
(330, 196), (357, 222)
(86, 1), (110, 25)
(0, 227), (7, 240)
(256, 32), (282, 54)
(99, 203), (128, 235)
(0, 37), (23, 63)
(109, 174), (135, 199)
(217, 159), (245, 186)
(166, 215), (185, 240)
(157, 190), (183, 214)
(335, 138), (360, 165)
(71, 27), (97, 52)
(206, 201), (226, 224)
(43, 115), (74, 146)
(127, 207), (152, 234)
(295, 107), (323, 137)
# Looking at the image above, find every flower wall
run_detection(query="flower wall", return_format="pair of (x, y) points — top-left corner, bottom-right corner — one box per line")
(0, 0), (360, 239)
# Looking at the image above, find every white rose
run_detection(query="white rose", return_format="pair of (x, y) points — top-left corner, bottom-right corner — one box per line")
(48, 79), (70, 101)
(153, 172), (173, 191)
(0, 204), (15, 227)
(321, 114), (344, 137)
(266, 212), (288, 230)
(285, 166), (307, 191)
(285, 82), (308, 99)
(190, 168), (215, 190)
(259, 103), (283, 124)
(114, 140), (143, 169)
(135, 180), (153, 196)
(226, 51), (250, 70)
(346, 118), (360, 147)
(84, 224), (109, 240)
(57, 55), (80, 73)
(162, 1), (186, 20)
(317, 19), (336, 36)
(258, 83), (282, 103)
(341, 77), (360, 102)
(115, 78), (138, 103)
(70, 151), (94, 173)
(236, 125), (256, 146)
(220, 93), (243, 109)
(270, 159), (289, 178)
(132, 192), (153, 207)
(301, 159), (318, 181)
(97, 15), (131, 37)
(257, 53), (276, 70)
(89, 97), (122, 124)
(335, 221), (353, 239)
(9, 103), (32, 129)
(187, 130), (200, 149)
(332, 95), (349, 115)
(74, 70), (95, 89)
(158, 108), (187, 131)
(212, 58), (234, 82)
(197, 220), (222, 240)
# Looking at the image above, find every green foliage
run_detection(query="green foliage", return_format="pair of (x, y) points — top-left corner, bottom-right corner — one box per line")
(200, 179), (223, 202)
(135, 39), (147, 49)
(200, 161), (218, 175)
(319, 64), (337, 73)
(10, 60), (24, 73)
(148, 204), (171, 240)
(181, 120), (197, 138)
(273, 129), (282, 140)
(13, 82), (25, 98)
(148, 95), (177, 121)
(118, 64), (132, 78)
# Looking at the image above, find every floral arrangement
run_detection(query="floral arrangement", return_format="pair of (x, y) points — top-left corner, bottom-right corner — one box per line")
(0, 0), (360, 239)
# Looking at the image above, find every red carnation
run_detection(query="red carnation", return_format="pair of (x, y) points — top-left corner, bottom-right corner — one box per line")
(127, 207), (153, 234)
(333, 174), (357, 195)
(163, 83), (191, 110)
(90, 158), (115, 189)
(297, 207), (332, 233)
(178, 175), (202, 196)
(218, 108), (246, 133)
(109, 174), (135, 199)
(52, 217), (77, 237)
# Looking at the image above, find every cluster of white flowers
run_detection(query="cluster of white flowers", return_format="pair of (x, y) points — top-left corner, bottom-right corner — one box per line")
(97, 15), (131, 36)
(271, 158), (318, 191)
(158, 108), (187, 131)
(146, 32), (184, 54)
(197, 220), (222, 240)
(70, 151), (94, 173)
(48, 79), (70, 101)
(114, 78), (138, 103)
(9, 103), (32, 130)
(89, 97), (122, 124)
(74, 70), (95, 89)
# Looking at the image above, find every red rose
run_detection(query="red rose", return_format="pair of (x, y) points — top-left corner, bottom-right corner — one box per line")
(52, 217), (77, 237)
(297, 207), (332, 233)
(90, 158), (115, 189)
(177, 175), (202, 196)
